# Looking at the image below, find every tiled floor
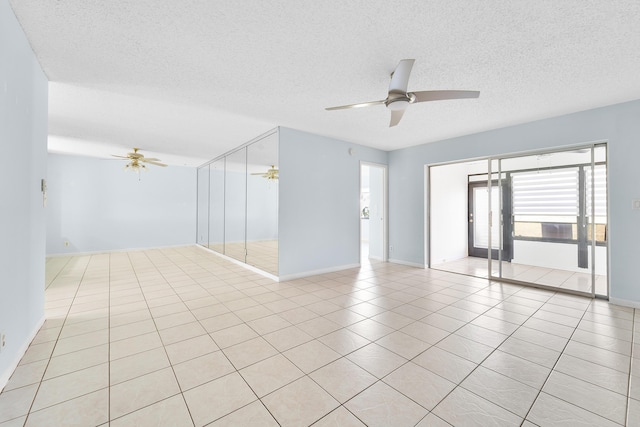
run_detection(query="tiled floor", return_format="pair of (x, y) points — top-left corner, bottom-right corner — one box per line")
(1, 246), (638, 426)
(433, 256), (608, 296)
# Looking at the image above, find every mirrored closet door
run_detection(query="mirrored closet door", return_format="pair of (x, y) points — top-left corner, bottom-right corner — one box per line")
(246, 133), (278, 275)
(196, 129), (279, 276)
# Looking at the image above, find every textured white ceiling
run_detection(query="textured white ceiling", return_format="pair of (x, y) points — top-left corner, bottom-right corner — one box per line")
(9, 1), (640, 166)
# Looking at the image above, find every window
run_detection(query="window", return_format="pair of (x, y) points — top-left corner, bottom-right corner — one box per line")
(512, 168), (579, 217)
(512, 165), (606, 244)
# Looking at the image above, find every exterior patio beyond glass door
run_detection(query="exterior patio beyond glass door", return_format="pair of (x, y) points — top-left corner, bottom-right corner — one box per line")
(489, 145), (608, 297)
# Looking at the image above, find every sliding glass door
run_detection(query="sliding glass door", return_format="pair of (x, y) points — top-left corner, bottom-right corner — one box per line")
(428, 143), (608, 298)
(488, 144), (608, 297)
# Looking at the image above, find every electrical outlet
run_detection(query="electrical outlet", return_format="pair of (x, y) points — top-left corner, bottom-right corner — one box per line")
(389, 245), (393, 252)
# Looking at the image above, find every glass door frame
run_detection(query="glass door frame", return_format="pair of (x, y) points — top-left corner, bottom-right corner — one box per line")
(467, 179), (513, 261)
(487, 143), (609, 299)
(426, 142), (609, 300)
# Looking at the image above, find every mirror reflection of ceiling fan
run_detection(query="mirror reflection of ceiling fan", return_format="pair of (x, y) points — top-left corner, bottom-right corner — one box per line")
(251, 165), (279, 180)
(325, 59), (480, 127)
(112, 148), (167, 173)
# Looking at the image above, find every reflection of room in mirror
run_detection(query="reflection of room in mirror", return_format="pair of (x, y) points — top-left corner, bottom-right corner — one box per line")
(196, 166), (210, 246)
(224, 147), (247, 264)
(246, 240), (278, 275)
(208, 243), (224, 254)
(196, 129), (279, 277)
(209, 158), (225, 252)
(247, 132), (279, 275)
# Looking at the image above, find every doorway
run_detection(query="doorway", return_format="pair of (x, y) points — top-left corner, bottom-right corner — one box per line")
(428, 144), (609, 298)
(360, 163), (388, 263)
(467, 179), (513, 261)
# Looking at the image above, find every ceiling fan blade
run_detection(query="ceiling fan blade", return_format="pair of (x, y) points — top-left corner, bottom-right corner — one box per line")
(411, 90), (480, 103)
(142, 157), (161, 161)
(111, 155), (130, 159)
(389, 59), (415, 94)
(144, 160), (167, 167)
(325, 100), (385, 111)
(389, 108), (406, 127)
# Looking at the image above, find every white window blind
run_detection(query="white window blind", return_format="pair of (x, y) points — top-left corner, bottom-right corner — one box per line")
(512, 168), (579, 216)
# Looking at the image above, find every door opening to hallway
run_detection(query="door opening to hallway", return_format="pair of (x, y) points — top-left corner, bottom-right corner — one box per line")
(360, 163), (387, 263)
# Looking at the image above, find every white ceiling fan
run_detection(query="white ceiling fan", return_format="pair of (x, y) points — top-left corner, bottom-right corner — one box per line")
(325, 59), (480, 127)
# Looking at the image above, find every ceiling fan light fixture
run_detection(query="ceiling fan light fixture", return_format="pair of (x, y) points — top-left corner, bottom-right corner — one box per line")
(124, 162), (146, 172)
(113, 148), (167, 178)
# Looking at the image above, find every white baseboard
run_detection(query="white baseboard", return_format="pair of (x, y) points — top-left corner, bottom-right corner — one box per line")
(388, 258), (425, 268)
(46, 243), (194, 257)
(0, 315), (45, 393)
(608, 297), (640, 309)
(279, 263), (361, 281)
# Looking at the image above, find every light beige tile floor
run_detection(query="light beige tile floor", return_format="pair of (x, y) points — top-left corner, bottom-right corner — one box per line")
(1, 246), (637, 426)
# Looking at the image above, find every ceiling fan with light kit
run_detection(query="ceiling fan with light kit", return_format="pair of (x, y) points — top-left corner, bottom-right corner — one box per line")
(325, 59), (480, 127)
(251, 165), (279, 180)
(112, 148), (167, 175)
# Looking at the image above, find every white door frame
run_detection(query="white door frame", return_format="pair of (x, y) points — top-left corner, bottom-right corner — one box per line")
(360, 161), (389, 262)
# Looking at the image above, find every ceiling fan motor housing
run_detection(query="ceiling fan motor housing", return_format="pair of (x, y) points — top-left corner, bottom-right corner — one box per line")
(385, 92), (414, 111)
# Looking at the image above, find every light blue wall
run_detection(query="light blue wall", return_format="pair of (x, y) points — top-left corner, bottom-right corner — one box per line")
(46, 154), (197, 254)
(278, 127), (387, 277)
(0, 0), (48, 388)
(389, 100), (640, 303)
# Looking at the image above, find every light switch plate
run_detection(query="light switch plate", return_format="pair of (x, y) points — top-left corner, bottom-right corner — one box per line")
(633, 199), (640, 210)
